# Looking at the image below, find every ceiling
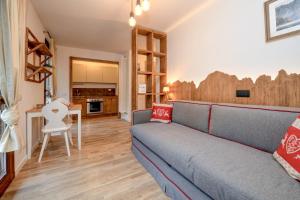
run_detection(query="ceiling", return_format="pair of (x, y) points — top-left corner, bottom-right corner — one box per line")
(31, 0), (205, 54)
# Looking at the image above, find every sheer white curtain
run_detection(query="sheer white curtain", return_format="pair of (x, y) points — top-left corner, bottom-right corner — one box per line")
(0, 0), (26, 152)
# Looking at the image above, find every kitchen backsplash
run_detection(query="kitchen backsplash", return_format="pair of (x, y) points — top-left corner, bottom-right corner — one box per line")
(72, 88), (116, 97)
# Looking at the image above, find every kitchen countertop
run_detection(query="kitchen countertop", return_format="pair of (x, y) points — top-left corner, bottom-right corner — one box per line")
(72, 95), (118, 99)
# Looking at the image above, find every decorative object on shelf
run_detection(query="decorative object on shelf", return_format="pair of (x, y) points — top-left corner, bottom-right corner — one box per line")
(264, 0), (300, 41)
(132, 26), (167, 110)
(163, 86), (170, 101)
(25, 28), (53, 83)
(138, 84), (147, 93)
(129, 0), (151, 27)
(137, 63), (141, 71)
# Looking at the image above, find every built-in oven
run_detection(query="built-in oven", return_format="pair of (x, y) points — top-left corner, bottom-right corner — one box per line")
(86, 98), (104, 114)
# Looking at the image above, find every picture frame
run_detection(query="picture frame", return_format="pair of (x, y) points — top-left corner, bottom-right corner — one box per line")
(264, 0), (300, 41)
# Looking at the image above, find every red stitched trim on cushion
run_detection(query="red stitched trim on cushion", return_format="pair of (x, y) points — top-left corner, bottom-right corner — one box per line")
(212, 104), (300, 114)
(132, 143), (192, 200)
(170, 100), (300, 114)
(208, 105), (212, 134)
(165, 101), (300, 152)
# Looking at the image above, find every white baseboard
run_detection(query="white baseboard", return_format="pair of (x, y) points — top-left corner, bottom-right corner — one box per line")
(15, 155), (27, 175)
(121, 112), (130, 122)
(15, 141), (40, 175)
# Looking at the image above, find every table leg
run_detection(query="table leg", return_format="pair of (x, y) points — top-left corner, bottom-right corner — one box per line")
(26, 114), (32, 159)
(77, 112), (81, 150)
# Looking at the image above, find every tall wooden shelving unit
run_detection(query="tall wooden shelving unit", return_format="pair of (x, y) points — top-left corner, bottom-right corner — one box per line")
(132, 26), (167, 110)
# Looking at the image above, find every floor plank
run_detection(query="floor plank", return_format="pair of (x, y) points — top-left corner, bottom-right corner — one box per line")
(2, 117), (169, 200)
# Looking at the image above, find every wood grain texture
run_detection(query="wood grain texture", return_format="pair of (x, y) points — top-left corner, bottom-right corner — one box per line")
(169, 70), (300, 107)
(2, 117), (168, 200)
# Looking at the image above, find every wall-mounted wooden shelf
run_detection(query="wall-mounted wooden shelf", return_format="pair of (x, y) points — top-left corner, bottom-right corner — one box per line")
(25, 28), (53, 83)
(132, 26), (167, 110)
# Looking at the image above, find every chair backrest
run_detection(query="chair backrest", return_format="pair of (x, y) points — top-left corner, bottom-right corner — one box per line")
(42, 100), (69, 130)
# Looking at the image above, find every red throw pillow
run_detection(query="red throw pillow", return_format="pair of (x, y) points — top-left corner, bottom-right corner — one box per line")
(274, 115), (300, 180)
(150, 103), (173, 123)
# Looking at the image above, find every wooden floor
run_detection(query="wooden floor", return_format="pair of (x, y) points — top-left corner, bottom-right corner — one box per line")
(2, 117), (169, 200)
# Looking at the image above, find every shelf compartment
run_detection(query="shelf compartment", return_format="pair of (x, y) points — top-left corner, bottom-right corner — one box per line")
(25, 64), (52, 83)
(138, 49), (152, 55)
(137, 26), (153, 36)
(27, 40), (52, 56)
(153, 72), (166, 76)
(153, 31), (167, 40)
(138, 93), (153, 96)
(138, 71), (153, 75)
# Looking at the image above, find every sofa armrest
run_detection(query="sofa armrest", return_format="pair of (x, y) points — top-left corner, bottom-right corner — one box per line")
(132, 109), (152, 125)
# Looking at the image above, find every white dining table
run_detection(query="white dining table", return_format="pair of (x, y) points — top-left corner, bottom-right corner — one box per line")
(26, 104), (82, 159)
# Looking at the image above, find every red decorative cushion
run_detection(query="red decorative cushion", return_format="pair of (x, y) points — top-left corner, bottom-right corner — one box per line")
(150, 103), (173, 123)
(274, 116), (300, 180)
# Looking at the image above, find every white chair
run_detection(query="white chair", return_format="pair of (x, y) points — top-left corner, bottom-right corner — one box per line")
(55, 97), (73, 145)
(38, 100), (72, 162)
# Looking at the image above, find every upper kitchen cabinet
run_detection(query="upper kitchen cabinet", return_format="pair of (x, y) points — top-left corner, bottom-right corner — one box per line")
(72, 60), (118, 84)
(86, 65), (103, 83)
(102, 66), (118, 83)
(72, 64), (87, 82)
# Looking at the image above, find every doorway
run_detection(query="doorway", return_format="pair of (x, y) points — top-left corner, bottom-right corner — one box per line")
(69, 57), (119, 118)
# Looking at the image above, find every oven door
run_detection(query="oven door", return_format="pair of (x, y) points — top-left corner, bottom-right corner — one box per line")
(87, 101), (103, 114)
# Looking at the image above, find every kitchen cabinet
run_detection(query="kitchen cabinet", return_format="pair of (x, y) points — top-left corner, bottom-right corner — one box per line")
(103, 96), (118, 114)
(102, 66), (118, 83)
(86, 65), (103, 83)
(72, 98), (87, 117)
(72, 64), (118, 83)
(72, 64), (87, 82)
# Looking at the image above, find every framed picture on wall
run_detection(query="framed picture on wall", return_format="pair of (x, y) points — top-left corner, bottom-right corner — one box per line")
(264, 0), (300, 41)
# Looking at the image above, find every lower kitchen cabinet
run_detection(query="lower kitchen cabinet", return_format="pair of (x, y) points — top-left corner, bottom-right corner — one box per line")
(104, 96), (118, 114)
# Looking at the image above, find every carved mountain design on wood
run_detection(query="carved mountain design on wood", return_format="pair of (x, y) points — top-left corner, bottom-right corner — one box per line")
(168, 70), (300, 107)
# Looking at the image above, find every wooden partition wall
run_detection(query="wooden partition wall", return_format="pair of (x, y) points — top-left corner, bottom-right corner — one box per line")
(168, 70), (300, 107)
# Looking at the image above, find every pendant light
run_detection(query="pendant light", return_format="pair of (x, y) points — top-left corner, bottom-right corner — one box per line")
(142, 0), (150, 11)
(135, 0), (143, 16)
(129, 0), (136, 27)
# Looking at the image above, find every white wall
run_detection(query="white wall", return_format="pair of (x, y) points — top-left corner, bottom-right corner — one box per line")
(168, 0), (300, 85)
(56, 46), (130, 120)
(15, 0), (46, 172)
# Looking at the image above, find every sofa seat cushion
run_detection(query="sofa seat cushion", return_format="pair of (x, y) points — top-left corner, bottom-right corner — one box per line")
(131, 122), (300, 200)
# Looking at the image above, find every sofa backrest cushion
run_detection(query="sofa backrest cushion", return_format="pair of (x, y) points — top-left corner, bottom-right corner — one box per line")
(172, 101), (211, 133)
(210, 104), (300, 153)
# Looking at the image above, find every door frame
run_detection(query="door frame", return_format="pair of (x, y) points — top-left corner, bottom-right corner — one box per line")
(0, 153), (14, 196)
(69, 56), (120, 111)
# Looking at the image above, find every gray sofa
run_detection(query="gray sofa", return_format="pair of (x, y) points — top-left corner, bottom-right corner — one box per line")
(130, 101), (300, 200)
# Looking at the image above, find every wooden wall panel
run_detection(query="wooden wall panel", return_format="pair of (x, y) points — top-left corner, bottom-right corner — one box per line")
(168, 70), (300, 107)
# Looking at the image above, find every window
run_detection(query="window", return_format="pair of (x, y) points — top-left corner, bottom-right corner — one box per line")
(0, 95), (15, 196)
